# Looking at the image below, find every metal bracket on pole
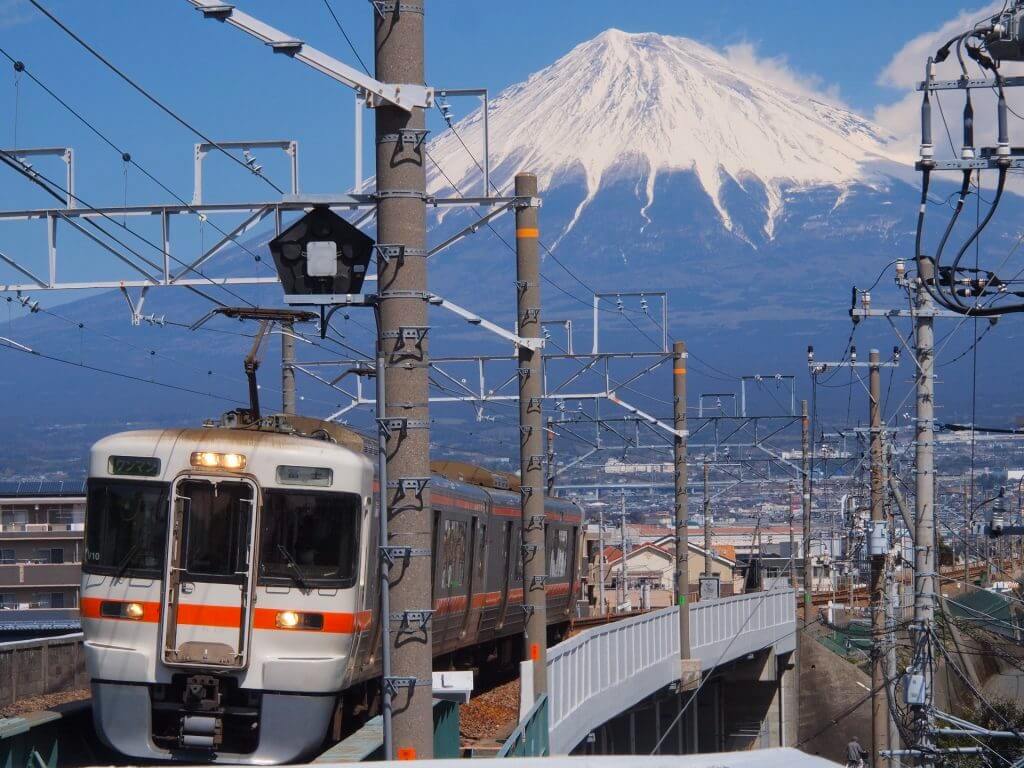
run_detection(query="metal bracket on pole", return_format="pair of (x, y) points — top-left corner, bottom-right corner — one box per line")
(387, 477), (430, 501)
(380, 546), (431, 567)
(378, 417), (429, 439)
(375, 244), (427, 264)
(428, 294), (543, 351)
(185, 0), (433, 111)
(530, 575), (548, 588)
(527, 514), (546, 530)
(389, 610), (434, 632)
(382, 676), (430, 697)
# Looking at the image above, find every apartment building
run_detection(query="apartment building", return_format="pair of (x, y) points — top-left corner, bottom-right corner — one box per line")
(0, 481), (85, 612)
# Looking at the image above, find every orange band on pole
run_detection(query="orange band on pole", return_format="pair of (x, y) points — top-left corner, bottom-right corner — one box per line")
(673, 367), (687, 375)
(397, 747), (417, 760)
(516, 227), (539, 238)
(530, 642), (540, 660)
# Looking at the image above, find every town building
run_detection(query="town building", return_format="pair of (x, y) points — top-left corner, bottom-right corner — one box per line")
(0, 481), (85, 617)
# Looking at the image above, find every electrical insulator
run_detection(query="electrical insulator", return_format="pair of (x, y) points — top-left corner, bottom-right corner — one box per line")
(850, 345), (857, 364)
(616, 295), (624, 311)
(990, 487), (1007, 537)
(861, 291), (871, 311)
(895, 259), (905, 283)
(893, 346), (901, 364)
(807, 345), (815, 364)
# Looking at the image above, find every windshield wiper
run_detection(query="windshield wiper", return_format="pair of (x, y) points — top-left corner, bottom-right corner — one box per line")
(276, 544), (311, 590)
(113, 544), (139, 580)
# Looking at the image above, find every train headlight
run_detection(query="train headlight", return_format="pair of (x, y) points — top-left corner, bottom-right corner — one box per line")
(100, 600), (146, 620)
(190, 452), (247, 471)
(275, 611), (324, 630)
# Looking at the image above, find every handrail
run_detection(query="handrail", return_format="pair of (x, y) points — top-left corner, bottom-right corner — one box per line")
(497, 693), (549, 758)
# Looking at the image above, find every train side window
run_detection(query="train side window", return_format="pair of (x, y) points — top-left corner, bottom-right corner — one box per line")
(549, 528), (568, 578)
(259, 490), (360, 588)
(84, 479), (169, 578)
(179, 480), (251, 580)
(441, 519), (467, 590)
(476, 522), (487, 581)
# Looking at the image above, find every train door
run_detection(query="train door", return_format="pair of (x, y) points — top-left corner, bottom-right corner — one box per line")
(162, 476), (257, 669)
(495, 520), (513, 631)
(462, 517), (486, 642)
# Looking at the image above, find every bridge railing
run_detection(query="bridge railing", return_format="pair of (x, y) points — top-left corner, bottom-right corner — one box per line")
(546, 588), (797, 754)
(690, 588), (797, 665)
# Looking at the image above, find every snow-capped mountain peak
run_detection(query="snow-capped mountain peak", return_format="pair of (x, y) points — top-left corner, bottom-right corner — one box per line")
(427, 29), (907, 239)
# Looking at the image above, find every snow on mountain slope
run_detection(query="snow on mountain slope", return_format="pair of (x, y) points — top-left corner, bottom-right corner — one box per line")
(426, 29), (909, 239)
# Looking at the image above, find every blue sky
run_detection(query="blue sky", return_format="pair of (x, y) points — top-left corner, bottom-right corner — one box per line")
(0, 0), (999, 306)
(0, 1), (992, 205)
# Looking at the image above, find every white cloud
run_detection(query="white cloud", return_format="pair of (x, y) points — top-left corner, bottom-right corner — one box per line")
(723, 41), (844, 105)
(877, 5), (1002, 89)
(871, 4), (1024, 160)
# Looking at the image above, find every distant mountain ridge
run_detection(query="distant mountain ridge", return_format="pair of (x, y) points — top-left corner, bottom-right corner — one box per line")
(5, 28), (1024, 477)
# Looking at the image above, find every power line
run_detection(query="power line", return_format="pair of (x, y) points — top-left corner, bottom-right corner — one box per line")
(0, 47), (275, 274)
(0, 148), (254, 309)
(0, 334), (244, 404)
(27, 0), (284, 195)
(321, 0), (371, 76)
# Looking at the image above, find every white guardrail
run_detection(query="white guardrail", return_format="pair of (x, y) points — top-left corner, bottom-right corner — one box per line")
(546, 588), (796, 755)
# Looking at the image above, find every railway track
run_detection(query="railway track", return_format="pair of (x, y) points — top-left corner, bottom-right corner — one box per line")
(809, 561), (1009, 607)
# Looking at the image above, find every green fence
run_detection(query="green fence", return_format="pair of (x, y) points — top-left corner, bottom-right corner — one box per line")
(315, 699), (461, 762)
(497, 693), (549, 758)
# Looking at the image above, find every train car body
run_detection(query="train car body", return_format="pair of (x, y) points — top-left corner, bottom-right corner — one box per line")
(81, 416), (581, 763)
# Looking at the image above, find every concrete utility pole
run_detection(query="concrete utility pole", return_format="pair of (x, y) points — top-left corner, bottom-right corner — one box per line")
(598, 505), (606, 617)
(869, 350), (889, 767)
(673, 341), (690, 657)
(546, 416), (556, 497)
(374, 1), (433, 759)
(280, 319), (296, 415)
(963, 475), (971, 590)
(789, 487), (798, 590)
(912, 260), (937, 768)
(703, 462), (713, 576)
(515, 172), (547, 699)
(619, 493), (628, 607)
(802, 400), (812, 623)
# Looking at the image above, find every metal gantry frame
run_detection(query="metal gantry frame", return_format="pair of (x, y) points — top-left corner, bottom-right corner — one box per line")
(0, 146), (75, 208)
(193, 139), (298, 205)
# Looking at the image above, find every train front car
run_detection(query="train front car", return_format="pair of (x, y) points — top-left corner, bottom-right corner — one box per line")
(81, 423), (374, 764)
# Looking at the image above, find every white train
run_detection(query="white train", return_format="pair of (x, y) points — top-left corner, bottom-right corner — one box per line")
(81, 413), (583, 763)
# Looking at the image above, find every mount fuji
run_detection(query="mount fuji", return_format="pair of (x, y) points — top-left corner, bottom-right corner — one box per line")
(5, 28), (1024, 477)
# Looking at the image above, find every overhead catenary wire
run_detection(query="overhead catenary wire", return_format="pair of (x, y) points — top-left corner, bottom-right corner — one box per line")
(0, 334), (245, 404)
(27, 0), (284, 195)
(0, 148), (255, 309)
(0, 47), (276, 274)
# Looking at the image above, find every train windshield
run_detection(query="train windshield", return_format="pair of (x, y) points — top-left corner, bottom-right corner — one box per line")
(84, 479), (169, 578)
(258, 490), (361, 588)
